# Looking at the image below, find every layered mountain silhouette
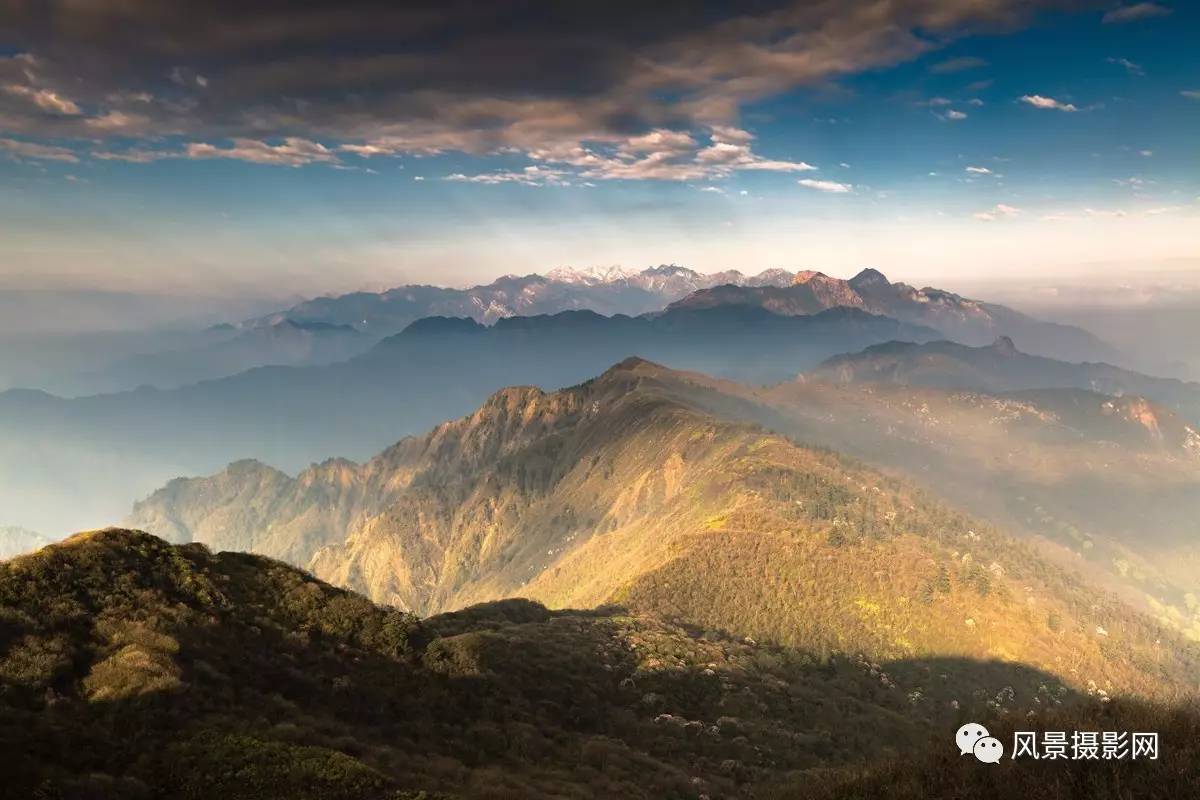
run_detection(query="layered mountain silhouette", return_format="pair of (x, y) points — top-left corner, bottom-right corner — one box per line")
(127, 360), (1200, 681)
(669, 268), (1115, 363)
(811, 336), (1200, 425)
(248, 265), (796, 335)
(23, 266), (795, 395)
(9, 528), (1193, 799)
(55, 266), (1118, 394)
(74, 319), (364, 393)
(0, 306), (936, 535)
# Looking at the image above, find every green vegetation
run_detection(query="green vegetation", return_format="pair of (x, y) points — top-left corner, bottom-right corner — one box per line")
(9, 529), (1188, 799)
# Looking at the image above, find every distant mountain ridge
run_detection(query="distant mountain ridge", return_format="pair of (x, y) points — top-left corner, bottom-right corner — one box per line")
(245, 264), (798, 337)
(811, 336), (1200, 425)
(669, 268), (1115, 363)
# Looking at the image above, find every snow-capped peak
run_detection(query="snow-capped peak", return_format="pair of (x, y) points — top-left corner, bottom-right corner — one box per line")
(545, 266), (636, 285)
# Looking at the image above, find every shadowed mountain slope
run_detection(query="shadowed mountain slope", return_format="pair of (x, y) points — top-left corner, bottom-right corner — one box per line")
(3, 528), (1147, 800)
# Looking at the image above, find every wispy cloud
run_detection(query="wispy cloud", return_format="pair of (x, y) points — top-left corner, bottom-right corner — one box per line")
(798, 178), (853, 193)
(524, 127), (816, 182)
(930, 56), (987, 74)
(0, 137), (79, 162)
(974, 203), (1021, 221)
(1102, 3), (1172, 24)
(965, 166), (995, 175)
(185, 138), (341, 167)
(1182, 90), (1200, 100)
(1020, 94), (1079, 112)
(2, 84), (81, 115)
(1106, 57), (1145, 76)
(445, 165), (569, 186)
(92, 138), (344, 167)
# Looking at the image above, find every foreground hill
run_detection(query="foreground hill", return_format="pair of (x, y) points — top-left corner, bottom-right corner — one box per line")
(0, 306), (935, 536)
(8, 527), (1173, 800)
(669, 269), (1114, 363)
(811, 336), (1200, 425)
(128, 360), (1199, 704)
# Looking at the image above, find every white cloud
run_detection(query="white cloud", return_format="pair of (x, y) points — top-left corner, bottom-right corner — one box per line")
(1182, 90), (1200, 100)
(445, 165), (569, 186)
(967, 98), (984, 107)
(2, 84), (81, 115)
(0, 137), (79, 162)
(974, 203), (1021, 221)
(965, 166), (993, 174)
(85, 111), (150, 132)
(1020, 94), (1079, 112)
(709, 126), (755, 146)
(619, 129), (698, 155)
(185, 138), (340, 167)
(92, 148), (177, 163)
(1102, 3), (1171, 24)
(798, 178), (852, 193)
(943, 110), (968, 121)
(527, 127), (815, 182)
(1139, 149), (1153, 157)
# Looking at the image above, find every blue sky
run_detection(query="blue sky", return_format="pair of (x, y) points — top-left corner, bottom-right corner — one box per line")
(0, 1), (1196, 297)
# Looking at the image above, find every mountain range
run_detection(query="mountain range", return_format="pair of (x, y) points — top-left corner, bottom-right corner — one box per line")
(0, 306), (937, 536)
(127, 358), (1200, 643)
(247, 265), (797, 334)
(30, 266), (1119, 395)
(670, 268), (1116, 363)
(8, 359), (1200, 797)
